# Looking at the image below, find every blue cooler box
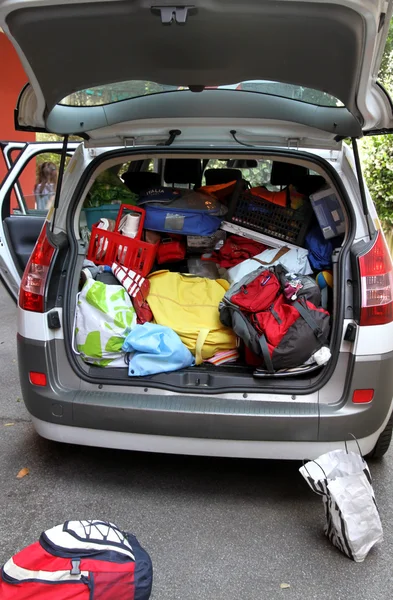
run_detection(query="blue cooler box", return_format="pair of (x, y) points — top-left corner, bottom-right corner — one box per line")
(310, 187), (345, 239)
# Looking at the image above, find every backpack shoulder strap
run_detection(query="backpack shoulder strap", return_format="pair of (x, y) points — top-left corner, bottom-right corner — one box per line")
(293, 301), (329, 346)
(258, 334), (275, 374)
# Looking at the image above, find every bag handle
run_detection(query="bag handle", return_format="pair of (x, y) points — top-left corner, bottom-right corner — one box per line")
(195, 328), (210, 365)
(160, 236), (176, 245)
(72, 293), (82, 356)
(250, 246), (290, 266)
(344, 433), (363, 457)
(302, 459), (328, 481)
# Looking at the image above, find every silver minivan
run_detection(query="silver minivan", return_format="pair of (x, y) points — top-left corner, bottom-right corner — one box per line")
(1, 0), (393, 460)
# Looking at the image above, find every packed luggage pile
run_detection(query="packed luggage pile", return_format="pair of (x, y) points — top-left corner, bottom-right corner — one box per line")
(75, 159), (342, 377)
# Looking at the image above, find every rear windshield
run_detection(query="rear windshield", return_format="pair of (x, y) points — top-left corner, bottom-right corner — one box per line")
(60, 80), (343, 108)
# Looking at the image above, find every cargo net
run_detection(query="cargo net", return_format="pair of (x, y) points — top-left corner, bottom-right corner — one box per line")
(231, 191), (313, 246)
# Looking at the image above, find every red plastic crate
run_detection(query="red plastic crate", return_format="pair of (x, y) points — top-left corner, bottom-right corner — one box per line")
(86, 205), (159, 276)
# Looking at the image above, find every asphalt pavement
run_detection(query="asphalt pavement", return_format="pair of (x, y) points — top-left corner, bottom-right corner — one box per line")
(0, 283), (392, 599)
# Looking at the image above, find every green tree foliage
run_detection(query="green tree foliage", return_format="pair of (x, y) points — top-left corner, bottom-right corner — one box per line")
(362, 19), (393, 229)
(60, 81), (176, 106)
(205, 159), (273, 188)
(35, 132), (83, 170)
(379, 19), (393, 89)
(363, 136), (393, 225)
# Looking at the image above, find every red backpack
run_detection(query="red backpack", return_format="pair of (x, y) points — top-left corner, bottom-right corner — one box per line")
(220, 266), (330, 373)
(0, 520), (153, 600)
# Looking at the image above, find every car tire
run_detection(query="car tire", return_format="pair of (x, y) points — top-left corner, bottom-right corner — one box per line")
(367, 414), (393, 460)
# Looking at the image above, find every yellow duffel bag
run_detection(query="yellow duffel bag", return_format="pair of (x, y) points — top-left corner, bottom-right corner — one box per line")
(147, 270), (237, 364)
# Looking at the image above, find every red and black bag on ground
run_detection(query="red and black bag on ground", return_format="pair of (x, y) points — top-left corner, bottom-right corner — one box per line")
(0, 520), (153, 600)
(220, 266), (330, 372)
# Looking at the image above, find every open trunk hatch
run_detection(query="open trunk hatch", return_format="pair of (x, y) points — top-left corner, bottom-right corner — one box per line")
(1, 0), (393, 137)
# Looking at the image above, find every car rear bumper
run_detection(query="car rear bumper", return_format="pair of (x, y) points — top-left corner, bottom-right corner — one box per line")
(30, 414), (392, 460)
(18, 335), (393, 456)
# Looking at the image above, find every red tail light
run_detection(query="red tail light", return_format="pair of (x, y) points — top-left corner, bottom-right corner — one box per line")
(358, 231), (393, 326)
(19, 226), (55, 313)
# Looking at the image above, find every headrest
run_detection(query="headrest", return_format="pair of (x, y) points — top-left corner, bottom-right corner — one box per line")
(227, 159), (258, 169)
(294, 175), (326, 196)
(270, 162), (308, 186)
(204, 168), (242, 186)
(122, 171), (161, 194)
(164, 159), (202, 185)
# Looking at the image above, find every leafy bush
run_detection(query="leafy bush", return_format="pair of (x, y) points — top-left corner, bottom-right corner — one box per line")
(362, 19), (393, 230)
(84, 169), (137, 208)
(363, 135), (393, 226)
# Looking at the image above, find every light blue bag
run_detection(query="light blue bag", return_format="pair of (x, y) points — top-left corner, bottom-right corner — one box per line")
(122, 323), (195, 376)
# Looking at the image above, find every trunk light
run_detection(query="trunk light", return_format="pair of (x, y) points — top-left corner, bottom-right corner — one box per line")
(19, 225), (55, 313)
(29, 372), (47, 386)
(358, 231), (393, 326)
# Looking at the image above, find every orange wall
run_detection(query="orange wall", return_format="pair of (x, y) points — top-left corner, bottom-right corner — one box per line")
(0, 33), (35, 208)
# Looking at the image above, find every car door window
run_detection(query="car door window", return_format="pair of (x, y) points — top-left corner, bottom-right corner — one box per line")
(8, 151), (71, 216)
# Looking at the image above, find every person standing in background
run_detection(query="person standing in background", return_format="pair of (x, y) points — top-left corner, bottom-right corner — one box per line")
(34, 161), (58, 210)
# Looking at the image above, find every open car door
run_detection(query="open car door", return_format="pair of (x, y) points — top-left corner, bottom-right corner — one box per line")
(0, 142), (78, 302)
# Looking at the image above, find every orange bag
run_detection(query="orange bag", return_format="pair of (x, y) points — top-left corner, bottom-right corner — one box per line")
(198, 180), (237, 201)
(249, 186), (288, 207)
(249, 186), (306, 209)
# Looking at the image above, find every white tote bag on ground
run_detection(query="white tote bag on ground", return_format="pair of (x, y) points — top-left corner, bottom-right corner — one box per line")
(300, 448), (383, 562)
